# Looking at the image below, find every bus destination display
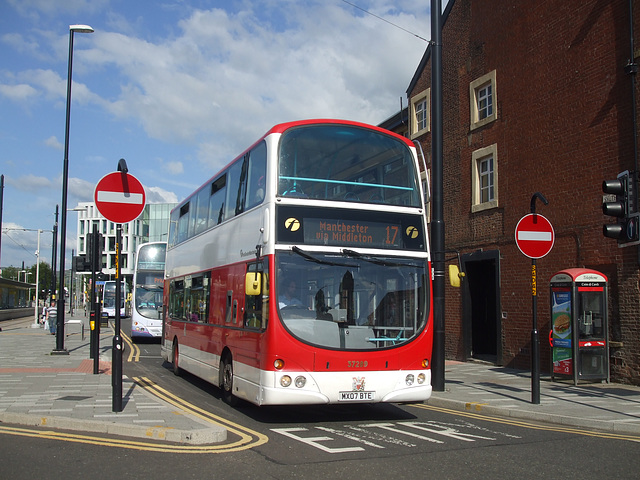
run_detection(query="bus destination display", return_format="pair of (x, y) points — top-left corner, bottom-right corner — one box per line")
(304, 218), (402, 248)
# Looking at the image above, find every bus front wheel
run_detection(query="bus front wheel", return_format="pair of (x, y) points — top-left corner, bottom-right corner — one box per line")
(220, 355), (238, 406)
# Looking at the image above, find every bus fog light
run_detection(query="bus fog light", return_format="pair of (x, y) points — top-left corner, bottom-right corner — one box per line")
(280, 375), (292, 387)
(294, 376), (306, 388)
(405, 374), (415, 386)
(417, 373), (426, 384)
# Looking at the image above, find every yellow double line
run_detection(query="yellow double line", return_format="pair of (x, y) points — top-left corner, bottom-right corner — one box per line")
(0, 376), (268, 453)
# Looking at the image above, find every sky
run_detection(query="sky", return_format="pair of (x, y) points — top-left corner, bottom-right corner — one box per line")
(0, 0), (434, 272)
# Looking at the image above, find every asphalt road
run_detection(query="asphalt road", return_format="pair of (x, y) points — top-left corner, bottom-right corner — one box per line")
(1, 317), (639, 479)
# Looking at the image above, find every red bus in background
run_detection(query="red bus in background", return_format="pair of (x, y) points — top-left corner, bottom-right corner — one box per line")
(161, 119), (433, 406)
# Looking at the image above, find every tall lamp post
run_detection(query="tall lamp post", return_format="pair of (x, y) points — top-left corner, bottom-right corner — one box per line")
(53, 24), (94, 355)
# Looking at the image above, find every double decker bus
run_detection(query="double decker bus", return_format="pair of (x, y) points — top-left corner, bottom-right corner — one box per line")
(161, 119), (432, 406)
(131, 242), (167, 340)
(102, 280), (128, 318)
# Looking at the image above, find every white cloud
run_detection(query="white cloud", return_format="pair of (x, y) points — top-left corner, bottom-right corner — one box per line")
(145, 186), (178, 204)
(0, 83), (38, 101)
(8, 174), (51, 191)
(80, 2), (428, 171)
(7, 0), (109, 18)
(45, 135), (63, 150)
(164, 161), (183, 175)
(68, 177), (96, 202)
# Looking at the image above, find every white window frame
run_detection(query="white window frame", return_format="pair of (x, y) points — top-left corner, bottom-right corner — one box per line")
(470, 70), (497, 130)
(410, 89), (430, 139)
(471, 144), (498, 213)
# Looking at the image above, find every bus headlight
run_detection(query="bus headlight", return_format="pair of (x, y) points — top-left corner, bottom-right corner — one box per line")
(417, 373), (426, 384)
(405, 374), (415, 386)
(280, 375), (292, 387)
(294, 376), (306, 388)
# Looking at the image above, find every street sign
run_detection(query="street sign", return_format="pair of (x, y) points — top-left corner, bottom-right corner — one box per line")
(515, 213), (555, 259)
(94, 171), (146, 224)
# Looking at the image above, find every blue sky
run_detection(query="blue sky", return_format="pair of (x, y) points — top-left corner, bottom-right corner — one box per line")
(0, 0), (433, 270)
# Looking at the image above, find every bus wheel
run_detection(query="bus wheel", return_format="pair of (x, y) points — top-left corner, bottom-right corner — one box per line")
(172, 340), (181, 376)
(220, 355), (238, 406)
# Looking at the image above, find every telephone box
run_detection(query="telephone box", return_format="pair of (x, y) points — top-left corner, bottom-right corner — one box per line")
(549, 268), (609, 385)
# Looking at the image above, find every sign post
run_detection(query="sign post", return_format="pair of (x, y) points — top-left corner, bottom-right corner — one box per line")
(515, 194), (553, 405)
(94, 159), (145, 412)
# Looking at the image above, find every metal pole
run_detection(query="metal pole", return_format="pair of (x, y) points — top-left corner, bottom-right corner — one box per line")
(33, 230), (41, 326)
(51, 206), (58, 302)
(530, 193), (548, 404)
(70, 248), (75, 314)
(112, 223), (123, 412)
(531, 257), (540, 404)
(430, 0), (446, 391)
(53, 28), (76, 355)
(53, 25), (93, 354)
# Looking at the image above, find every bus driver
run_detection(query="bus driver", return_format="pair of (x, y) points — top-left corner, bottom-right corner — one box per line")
(279, 278), (303, 308)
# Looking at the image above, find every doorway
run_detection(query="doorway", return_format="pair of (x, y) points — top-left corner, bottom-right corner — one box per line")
(461, 250), (501, 364)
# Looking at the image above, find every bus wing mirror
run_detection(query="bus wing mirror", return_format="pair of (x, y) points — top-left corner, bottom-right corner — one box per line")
(448, 264), (465, 288)
(245, 272), (262, 296)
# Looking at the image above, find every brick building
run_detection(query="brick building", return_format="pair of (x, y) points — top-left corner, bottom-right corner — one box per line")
(402, 0), (640, 384)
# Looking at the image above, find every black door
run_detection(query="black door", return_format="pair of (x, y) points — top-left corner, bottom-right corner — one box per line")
(461, 251), (500, 363)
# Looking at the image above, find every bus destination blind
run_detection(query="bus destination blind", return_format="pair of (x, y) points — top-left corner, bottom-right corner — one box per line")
(303, 218), (402, 249)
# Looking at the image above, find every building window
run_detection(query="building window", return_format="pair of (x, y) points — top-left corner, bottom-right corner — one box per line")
(471, 144), (498, 212)
(410, 89), (430, 139)
(470, 70), (497, 130)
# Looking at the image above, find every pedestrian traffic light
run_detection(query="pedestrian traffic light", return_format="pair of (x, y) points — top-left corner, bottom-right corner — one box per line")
(602, 170), (639, 246)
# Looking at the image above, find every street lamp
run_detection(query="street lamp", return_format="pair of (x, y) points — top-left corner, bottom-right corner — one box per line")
(54, 24), (94, 355)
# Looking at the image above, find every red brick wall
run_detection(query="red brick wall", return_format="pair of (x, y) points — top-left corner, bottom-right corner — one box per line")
(411, 0), (640, 384)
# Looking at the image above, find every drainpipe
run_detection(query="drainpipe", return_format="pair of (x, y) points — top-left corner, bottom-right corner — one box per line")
(625, 0), (639, 264)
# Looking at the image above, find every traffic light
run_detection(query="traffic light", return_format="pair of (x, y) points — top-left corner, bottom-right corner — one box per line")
(86, 230), (103, 272)
(602, 170), (639, 246)
(73, 255), (90, 272)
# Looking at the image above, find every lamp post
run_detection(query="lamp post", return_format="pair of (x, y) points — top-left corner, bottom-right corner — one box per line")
(32, 229), (42, 328)
(53, 24), (94, 355)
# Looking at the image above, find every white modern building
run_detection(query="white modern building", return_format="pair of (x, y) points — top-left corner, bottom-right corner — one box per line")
(74, 202), (175, 278)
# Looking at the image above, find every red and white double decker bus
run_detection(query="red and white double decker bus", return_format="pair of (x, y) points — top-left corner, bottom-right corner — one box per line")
(161, 119), (432, 406)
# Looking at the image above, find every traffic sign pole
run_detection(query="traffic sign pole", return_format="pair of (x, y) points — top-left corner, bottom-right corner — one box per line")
(94, 160), (146, 413)
(112, 224), (123, 412)
(524, 193), (550, 405)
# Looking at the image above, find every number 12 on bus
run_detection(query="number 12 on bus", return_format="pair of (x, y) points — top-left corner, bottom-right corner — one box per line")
(161, 119), (433, 406)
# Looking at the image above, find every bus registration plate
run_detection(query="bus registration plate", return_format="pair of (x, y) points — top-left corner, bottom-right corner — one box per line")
(339, 391), (375, 402)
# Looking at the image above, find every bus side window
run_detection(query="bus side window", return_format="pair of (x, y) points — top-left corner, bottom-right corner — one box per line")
(177, 203), (190, 243)
(169, 279), (185, 320)
(225, 291), (233, 323)
(209, 175), (226, 228)
(247, 141), (267, 210)
(194, 187), (210, 236)
(187, 274), (210, 322)
(226, 157), (247, 219)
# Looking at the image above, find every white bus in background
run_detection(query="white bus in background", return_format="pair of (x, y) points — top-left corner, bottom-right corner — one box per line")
(131, 242), (166, 340)
(102, 280), (128, 318)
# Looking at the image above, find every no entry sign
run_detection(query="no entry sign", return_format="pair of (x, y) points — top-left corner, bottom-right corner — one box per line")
(94, 171), (146, 224)
(515, 213), (555, 259)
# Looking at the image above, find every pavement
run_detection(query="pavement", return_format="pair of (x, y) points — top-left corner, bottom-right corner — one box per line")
(0, 314), (639, 446)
